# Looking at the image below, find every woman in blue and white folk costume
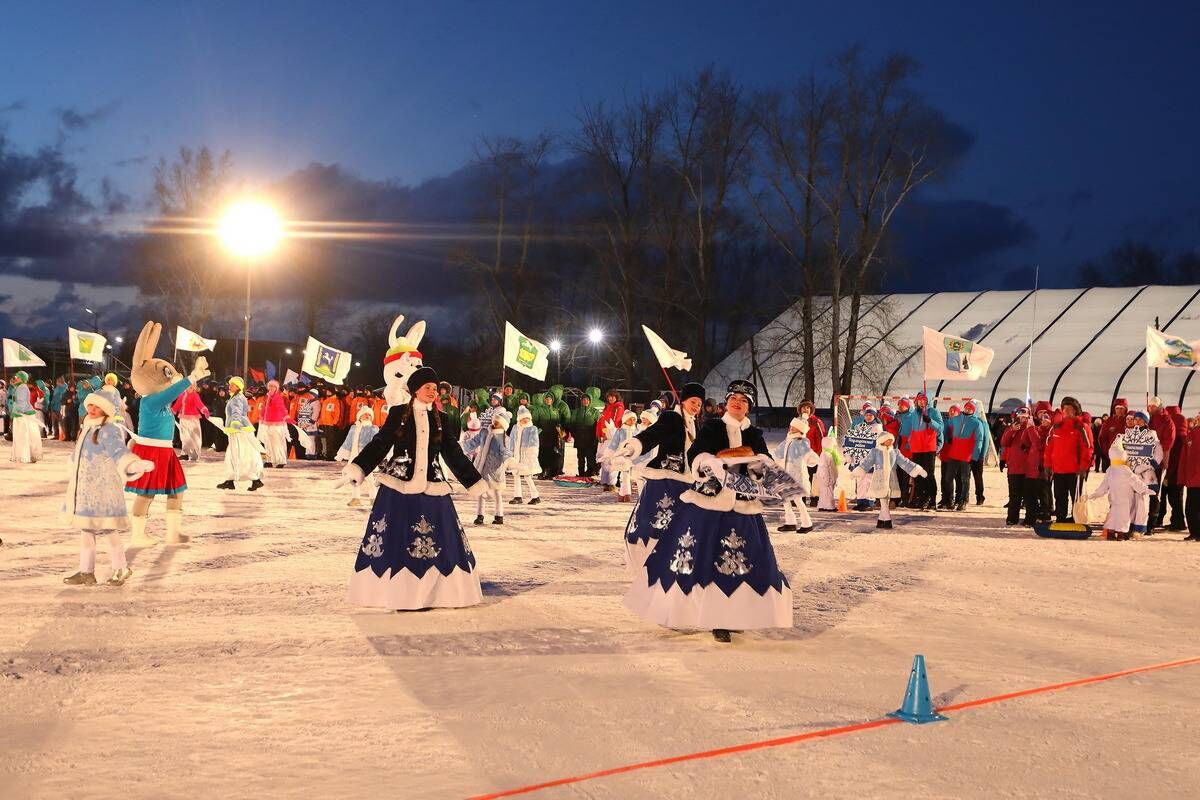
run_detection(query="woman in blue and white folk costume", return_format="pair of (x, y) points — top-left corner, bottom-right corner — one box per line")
(217, 377), (265, 493)
(625, 380), (792, 643)
(464, 408), (513, 525)
(615, 382), (706, 573)
(852, 431), (927, 529)
(336, 366), (487, 610)
(62, 392), (156, 586)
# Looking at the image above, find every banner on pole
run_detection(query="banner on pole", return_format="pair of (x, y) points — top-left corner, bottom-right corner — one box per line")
(503, 322), (549, 381)
(922, 326), (994, 381)
(2, 338), (47, 368)
(176, 325), (217, 352)
(1145, 327), (1200, 369)
(301, 336), (352, 384)
(641, 325), (693, 371)
(68, 327), (107, 363)
(284, 368), (300, 385)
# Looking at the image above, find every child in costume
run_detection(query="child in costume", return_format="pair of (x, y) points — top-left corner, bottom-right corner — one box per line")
(773, 417), (818, 532)
(217, 377), (265, 493)
(259, 379), (292, 467)
(852, 431), (927, 529)
(460, 412), (481, 448)
(602, 410), (640, 503)
(1091, 441), (1152, 540)
(629, 408), (660, 497)
(97, 372), (128, 429)
(171, 383), (209, 461)
(8, 371), (42, 463)
(336, 407), (381, 507)
(62, 392), (156, 585)
(508, 406), (542, 505)
(843, 405), (883, 511)
(1120, 411), (1163, 534)
(814, 431), (842, 511)
(465, 409), (513, 525)
(125, 321), (210, 547)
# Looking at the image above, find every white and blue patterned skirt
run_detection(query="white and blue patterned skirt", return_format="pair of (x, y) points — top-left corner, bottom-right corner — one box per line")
(623, 477), (689, 573)
(624, 500), (793, 631)
(347, 487), (482, 610)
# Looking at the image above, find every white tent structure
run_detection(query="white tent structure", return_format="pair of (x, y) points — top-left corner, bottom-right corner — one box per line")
(704, 285), (1200, 415)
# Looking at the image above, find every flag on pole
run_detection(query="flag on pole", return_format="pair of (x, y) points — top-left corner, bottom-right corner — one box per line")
(503, 322), (549, 381)
(921, 326), (994, 381)
(265, 360), (277, 381)
(641, 325), (693, 371)
(301, 336), (352, 385)
(2, 338), (47, 368)
(175, 325), (216, 352)
(68, 327), (107, 363)
(283, 368), (300, 385)
(1145, 327), (1200, 369)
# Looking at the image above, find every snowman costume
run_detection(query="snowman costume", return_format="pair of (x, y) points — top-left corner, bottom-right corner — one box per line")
(1091, 442), (1153, 539)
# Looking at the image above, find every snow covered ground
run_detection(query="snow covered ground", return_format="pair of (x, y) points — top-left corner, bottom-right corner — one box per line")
(2, 440), (1198, 800)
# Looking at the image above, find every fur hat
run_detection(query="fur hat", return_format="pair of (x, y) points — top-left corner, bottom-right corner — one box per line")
(491, 410), (512, 431)
(725, 379), (756, 408)
(228, 376), (245, 392)
(406, 365), (438, 394)
(104, 372), (119, 386)
(466, 412), (481, 432)
(356, 406), (374, 422)
(83, 392), (116, 417)
(1060, 396), (1083, 415)
(640, 408), (658, 425)
(516, 406), (532, 422)
(876, 431), (895, 447)
(680, 382), (706, 403)
(622, 410), (638, 426)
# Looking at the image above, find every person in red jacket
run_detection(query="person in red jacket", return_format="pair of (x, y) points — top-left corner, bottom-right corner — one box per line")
(1177, 413), (1200, 541)
(171, 384), (210, 462)
(1001, 406), (1033, 525)
(1160, 404), (1189, 530)
(1044, 396), (1093, 522)
(796, 399), (826, 506)
(1097, 398), (1128, 472)
(1021, 402), (1053, 524)
(1146, 396), (1178, 530)
(595, 389), (624, 443)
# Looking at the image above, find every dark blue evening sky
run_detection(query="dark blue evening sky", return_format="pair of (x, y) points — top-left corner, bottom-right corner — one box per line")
(1, 0), (1198, 333)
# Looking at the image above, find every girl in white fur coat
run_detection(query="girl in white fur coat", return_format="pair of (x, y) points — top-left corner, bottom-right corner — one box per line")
(814, 431), (841, 511)
(508, 406), (542, 504)
(852, 431), (926, 529)
(772, 417), (819, 532)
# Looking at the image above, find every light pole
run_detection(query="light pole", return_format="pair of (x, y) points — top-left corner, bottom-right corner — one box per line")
(549, 339), (563, 384)
(83, 307), (100, 332)
(218, 201), (283, 380)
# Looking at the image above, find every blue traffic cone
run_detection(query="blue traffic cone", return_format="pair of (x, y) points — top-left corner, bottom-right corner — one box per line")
(887, 654), (948, 724)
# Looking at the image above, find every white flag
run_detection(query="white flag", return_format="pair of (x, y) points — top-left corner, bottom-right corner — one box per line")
(1145, 327), (1200, 369)
(2, 338), (47, 368)
(641, 325), (693, 371)
(503, 321), (549, 381)
(922, 326), (994, 381)
(68, 327), (107, 363)
(284, 369), (300, 385)
(176, 325), (217, 353)
(300, 336), (352, 385)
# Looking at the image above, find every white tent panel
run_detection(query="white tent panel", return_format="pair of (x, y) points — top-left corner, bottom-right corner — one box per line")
(875, 291), (993, 400)
(986, 288), (1091, 411)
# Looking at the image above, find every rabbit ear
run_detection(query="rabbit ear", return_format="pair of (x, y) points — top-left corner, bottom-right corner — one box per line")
(133, 321), (156, 365)
(388, 315), (405, 346)
(407, 320), (425, 349)
(144, 322), (162, 358)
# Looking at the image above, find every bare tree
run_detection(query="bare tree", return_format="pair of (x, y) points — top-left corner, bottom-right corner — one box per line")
(135, 147), (236, 333)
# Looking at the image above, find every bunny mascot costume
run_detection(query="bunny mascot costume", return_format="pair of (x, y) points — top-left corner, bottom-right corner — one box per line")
(337, 366), (487, 611)
(381, 314), (426, 410)
(124, 321), (211, 546)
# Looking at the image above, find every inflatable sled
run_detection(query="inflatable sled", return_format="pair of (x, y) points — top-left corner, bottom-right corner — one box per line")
(1033, 522), (1094, 540)
(553, 475), (596, 488)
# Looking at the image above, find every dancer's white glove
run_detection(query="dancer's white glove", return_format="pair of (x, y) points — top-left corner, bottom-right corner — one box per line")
(334, 463), (364, 489)
(616, 439), (642, 460)
(123, 459), (156, 481)
(692, 453), (727, 483)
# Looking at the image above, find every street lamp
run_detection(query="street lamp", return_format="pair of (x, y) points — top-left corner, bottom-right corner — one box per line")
(83, 307), (100, 332)
(587, 328), (604, 344)
(218, 201), (283, 380)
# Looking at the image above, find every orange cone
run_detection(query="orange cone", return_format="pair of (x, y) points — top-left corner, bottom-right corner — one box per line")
(289, 446), (297, 460)
(837, 489), (848, 513)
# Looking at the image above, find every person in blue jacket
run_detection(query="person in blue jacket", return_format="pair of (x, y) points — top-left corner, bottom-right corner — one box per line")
(963, 399), (992, 505)
(897, 393), (944, 510)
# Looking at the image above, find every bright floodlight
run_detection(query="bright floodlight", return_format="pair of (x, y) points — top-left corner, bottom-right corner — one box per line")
(354, 361), (362, 367)
(549, 339), (562, 353)
(219, 201), (282, 258)
(84, 307), (94, 314)
(115, 336), (124, 343)
(587, 328), (603, 344)
(285, 348), (293, 355)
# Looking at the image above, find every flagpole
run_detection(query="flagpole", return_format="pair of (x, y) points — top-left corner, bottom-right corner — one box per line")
(1024, 265), (1038, 406)
(660, 367), (680, 406)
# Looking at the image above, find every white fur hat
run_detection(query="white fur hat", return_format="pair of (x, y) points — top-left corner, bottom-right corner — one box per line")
(466, 412), (481, 432)
(876, 431), (895, 447)
(491, 409), (512, 431)
(516, 406), (532, 422)
(83, 392), (116, 417)
(640, 408), (658, 424)
(357, 407), (374, 422)
(622, 410), (638, 425)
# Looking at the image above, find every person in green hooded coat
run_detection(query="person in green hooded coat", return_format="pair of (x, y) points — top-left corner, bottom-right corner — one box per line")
(570, 387), (602, 477)
(531, 392), (564, 478)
